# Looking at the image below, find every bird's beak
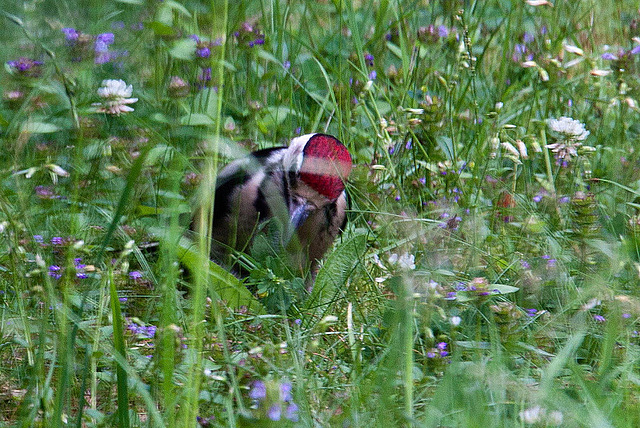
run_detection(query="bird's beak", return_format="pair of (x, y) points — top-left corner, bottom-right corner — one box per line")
(282, 201), (312, 247)
(290, 201), (311, 231)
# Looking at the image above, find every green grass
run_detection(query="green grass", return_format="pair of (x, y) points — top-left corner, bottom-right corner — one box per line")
(2, 0), (640, 426)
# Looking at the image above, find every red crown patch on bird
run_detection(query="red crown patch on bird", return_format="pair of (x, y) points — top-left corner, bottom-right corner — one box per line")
(299, 134), (352, 201)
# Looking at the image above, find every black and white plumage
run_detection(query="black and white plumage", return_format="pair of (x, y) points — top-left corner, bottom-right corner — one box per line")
(201, 133), (352, 275)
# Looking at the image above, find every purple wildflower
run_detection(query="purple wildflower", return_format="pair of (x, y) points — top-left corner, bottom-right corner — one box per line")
(196, 47), (211, 58)
(94, 33), (114, 64)
(145, 325), (157, 338)
(437, 25), (449, 38)
(267, 405), (281, 421)
(96, 32), (114, 45)
(427, 351), (436, 358)
(129, 271), (143, 280)
(533, 194), (542, 203)
(48, 265), (62, 279)
(369, 70), (377, 80)
(62, 28), (79, 42)
(249, 380), (266, 400)
(280, 382), (293, 402)
(436, 342), (447, 350)
(622, 313), (631, 319)
(439, 350), (449, 357)
(364, 53), (374, 66)
(51, 237), (64, 246)
(601, 52), (617, 60)
(283, 60), (291, 70)
(7, 58), (44, 77)
(198, 67), (212, 83)
(127, 323), (156, 338)
(33, 235), (44, 244)
(285, 403), (299, 422)
(7, 58), (43, 72)
(35, 185), (58, 199)
(593, 314), (606, 322)
(631, 45), (640, 55)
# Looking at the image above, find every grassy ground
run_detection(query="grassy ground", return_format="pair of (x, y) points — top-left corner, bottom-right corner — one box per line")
(2, 0), (640, 426)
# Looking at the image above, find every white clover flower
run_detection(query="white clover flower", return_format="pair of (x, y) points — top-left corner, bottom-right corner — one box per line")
(547, 410), (564, 426)
(450, 316), (461, 326)
(389, 252), (416, 270)
(546, 116), (590, 159)
(94, 79), (138, 115)
(547, 116), (590, 141)
(520, 406), (544, 424)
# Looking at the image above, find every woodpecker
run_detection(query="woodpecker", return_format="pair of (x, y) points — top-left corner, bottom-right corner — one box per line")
(201, 133), (352, 275)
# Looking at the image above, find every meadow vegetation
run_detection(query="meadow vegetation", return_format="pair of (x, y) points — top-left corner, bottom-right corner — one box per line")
(2, 0), (640, 426)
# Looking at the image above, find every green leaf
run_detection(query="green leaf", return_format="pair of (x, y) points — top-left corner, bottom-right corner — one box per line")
(148, 21), (175, 37)
(21, 121), (59, 133)
(176, 240), (266, 314)
(491, 284), (519, 294)
(304, 232), (367, 324)
(163, 0), (192, 16)
(256, 106), (304, 134)
(109, 269), (131, 428)
(180, 113), (215, 126)
(436, 136), (454, 160)
(386, 42), (403, 59)
(169, 38), (196, 60)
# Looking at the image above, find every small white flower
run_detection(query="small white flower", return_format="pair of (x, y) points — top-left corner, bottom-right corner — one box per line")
(35, 253), (46, 268)
(547, 116), (590, 141)
(564, 44), (583, 56)
(372, 253), (386, 269)
(547, 410), (563, 426)
(46, 164), (70, 177)
(581, 298), (601, 311)
(501, 141), (520, 158)
(320, 315), (338, 325)
(94, 79), (138, 115)
(520, 405), (544, 424)
(546, 116), (590, 159)
(450, 316), (462, 326)
(389, 252), (416, 270)
(515, 140), (528, 159)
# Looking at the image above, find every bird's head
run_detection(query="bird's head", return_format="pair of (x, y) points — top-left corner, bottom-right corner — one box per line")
(281, 133), (352, 232)
(283, 133), (352, 203)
